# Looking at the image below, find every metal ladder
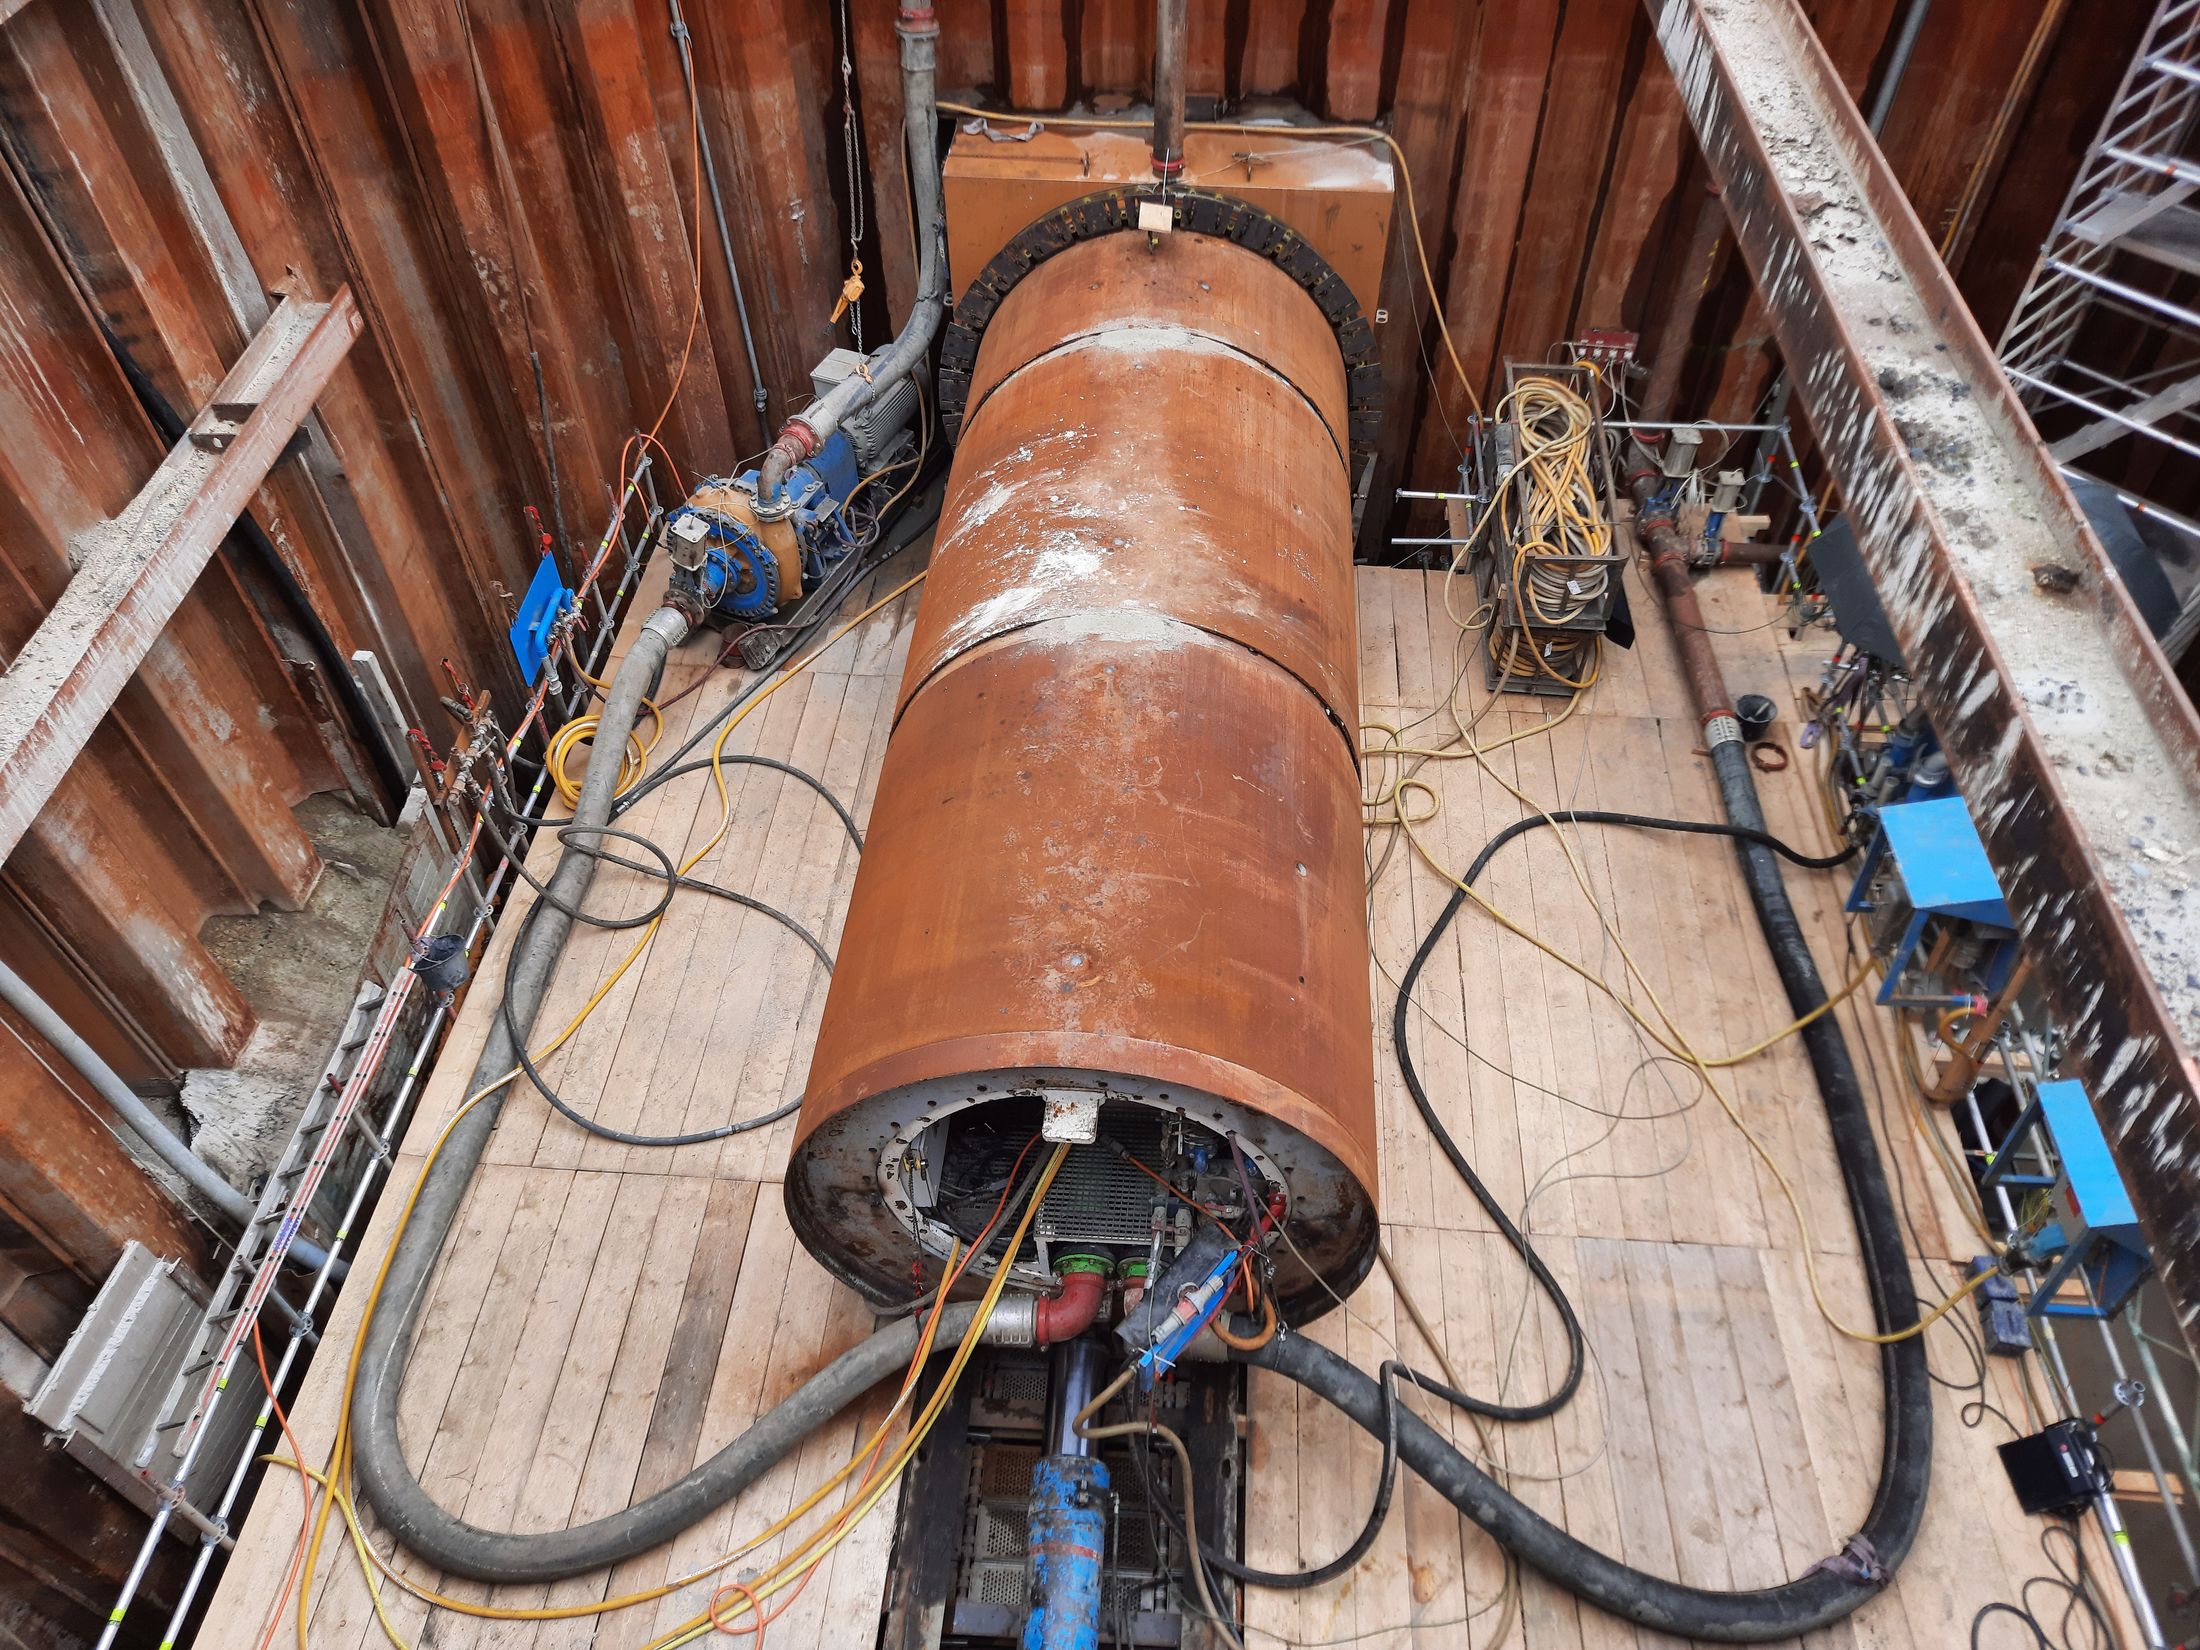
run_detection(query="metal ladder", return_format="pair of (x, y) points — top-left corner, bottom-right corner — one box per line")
(1999, 0), (2200, 649)
(134, 978), (397, 1499)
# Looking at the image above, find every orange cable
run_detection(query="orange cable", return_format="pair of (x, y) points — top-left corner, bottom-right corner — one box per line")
(251, 1323), (316, 1650)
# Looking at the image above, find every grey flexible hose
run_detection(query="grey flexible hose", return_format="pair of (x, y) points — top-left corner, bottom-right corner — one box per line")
(757, 9), (943, 506)
(349, 606), (988, 1583)
(370, 1301), (978, 1581)
(351, 608), (687, 1541)
(0, 954), (342, 1276)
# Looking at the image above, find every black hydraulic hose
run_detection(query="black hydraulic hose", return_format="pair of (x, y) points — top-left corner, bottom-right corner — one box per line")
(1392, 808), (1858, 1425)
(1240, 1329), (1883, 1642)
(1287, 800), (1917, 1641)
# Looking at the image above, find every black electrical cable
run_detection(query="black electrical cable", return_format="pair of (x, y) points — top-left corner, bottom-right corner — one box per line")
(1137, 1359), (1404, 1591)
(1969, 1525), (2118, 1650)
(1391, 809), (1856, 1424)
(489, 805), (847, 1147)
(1173, 809), (1860, 1593)
(1244, 792), (1923, 1641)
(1972, 1601), (2053, 1647)
(498, 894), (804, 1146)
(613, 753), (865, 846)
(476, 810), (681, 930)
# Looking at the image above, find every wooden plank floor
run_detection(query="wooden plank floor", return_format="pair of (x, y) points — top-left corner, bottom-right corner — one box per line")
(202, 545), (2136, 1649)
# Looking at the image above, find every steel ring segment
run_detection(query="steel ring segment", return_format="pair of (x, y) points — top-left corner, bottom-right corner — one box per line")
(788, 628), (1379, 1323)
(956, 230), (1356, 461)
(900, 236), (1363, 749)
(939, 186), (1382, 462)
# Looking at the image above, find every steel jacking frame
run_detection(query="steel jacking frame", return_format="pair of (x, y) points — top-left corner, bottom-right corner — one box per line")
(1647, 0), (2200, 1354)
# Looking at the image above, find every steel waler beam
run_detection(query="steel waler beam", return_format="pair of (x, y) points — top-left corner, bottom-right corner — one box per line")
(1648, 0), (2200, 1350)
(0, 287), (361, 866)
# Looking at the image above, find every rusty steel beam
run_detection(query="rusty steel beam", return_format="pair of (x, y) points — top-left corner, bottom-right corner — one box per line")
(1650, 0), (2200, 1346)
(0, 287), (360, 868)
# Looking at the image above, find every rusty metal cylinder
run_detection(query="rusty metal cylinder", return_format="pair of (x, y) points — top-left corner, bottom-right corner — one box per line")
(787, 230), (1377, 1321)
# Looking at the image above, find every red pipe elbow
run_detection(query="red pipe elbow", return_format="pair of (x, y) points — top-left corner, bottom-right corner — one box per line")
(1033, 1267), (1107, 1345)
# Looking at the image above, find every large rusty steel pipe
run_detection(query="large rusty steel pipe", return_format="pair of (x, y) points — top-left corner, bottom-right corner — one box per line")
(788, 230), (1379, 1322)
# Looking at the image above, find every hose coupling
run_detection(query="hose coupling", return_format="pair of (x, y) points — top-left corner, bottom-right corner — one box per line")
(1701, 711), (1744, 749)
(983, 1294), (1037, 1347)
(896, 5), (939, 59)
(755, 420), (821, 519)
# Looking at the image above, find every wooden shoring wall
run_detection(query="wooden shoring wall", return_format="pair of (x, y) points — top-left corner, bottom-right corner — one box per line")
(0, 1), (2157, 1645)
(0, 0), (2150, 1116)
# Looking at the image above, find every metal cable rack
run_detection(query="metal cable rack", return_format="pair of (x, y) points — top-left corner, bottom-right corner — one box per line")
(1467, 361), (1626, 697)
(83, 458), (669, 1650)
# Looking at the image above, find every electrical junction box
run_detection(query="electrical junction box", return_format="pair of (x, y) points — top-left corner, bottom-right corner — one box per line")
(809, 348), (919, 474)
(1998, 1418), (2109, 1517)
(1968, 1257), (2032, 1357)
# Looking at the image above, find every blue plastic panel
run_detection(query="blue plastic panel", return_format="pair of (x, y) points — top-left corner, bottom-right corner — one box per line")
(2040, 1078), (2140, 1236)
(1878, 795), (2011, 927)
(509, 554), (573, 685)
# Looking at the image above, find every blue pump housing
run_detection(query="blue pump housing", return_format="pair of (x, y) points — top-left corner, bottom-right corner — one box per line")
(665, 432), (866, 622)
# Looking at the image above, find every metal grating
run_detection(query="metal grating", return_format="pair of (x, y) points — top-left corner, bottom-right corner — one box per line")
(938, 1102), (1219, 1254)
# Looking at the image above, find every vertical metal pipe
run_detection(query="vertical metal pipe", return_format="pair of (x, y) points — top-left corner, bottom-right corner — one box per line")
(2086, 1290), (2200, 1591)
(1046, 1339), (1106, 1458)
(666, 0), (773, 448)
(2129, 1304), (2200, 1509)
(1866, 0), (1935, 135)
(2033, 1312), (2170, 1647)
(1024, 1451), (1110, 1649)
(1151, 0), (1187, 177)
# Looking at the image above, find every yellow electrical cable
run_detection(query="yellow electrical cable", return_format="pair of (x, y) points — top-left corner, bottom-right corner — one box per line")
(290, 566), (933, 1649)
(546, 636), (664, 805)
(1358, 692), (1583, 825)
(303, 1140), (1064, 1648)
(299, 1235), (972, 1634)
(933, 103), (1481, 418)
(639, 1144), (1072, 1650)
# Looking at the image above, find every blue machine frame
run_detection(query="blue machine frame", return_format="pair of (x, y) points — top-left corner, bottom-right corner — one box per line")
(1845, 794), (2020, 1009)
(1985, 1078), (2152, 1319)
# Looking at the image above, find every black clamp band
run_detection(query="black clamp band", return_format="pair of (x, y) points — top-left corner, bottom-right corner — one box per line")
(937, 187), (1382, 461)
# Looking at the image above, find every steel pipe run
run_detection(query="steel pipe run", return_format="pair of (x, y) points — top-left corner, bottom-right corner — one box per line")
(1151, 0), (1187, 176)
(788, 228), (1380, 1323)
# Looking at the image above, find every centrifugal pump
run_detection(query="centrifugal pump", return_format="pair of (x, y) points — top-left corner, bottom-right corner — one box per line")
(663, 349), (918, 625)
(786, 194), (1383, 1328)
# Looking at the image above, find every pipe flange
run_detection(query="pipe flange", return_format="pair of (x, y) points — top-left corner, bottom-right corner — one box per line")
(938, 187), (1382, 462)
